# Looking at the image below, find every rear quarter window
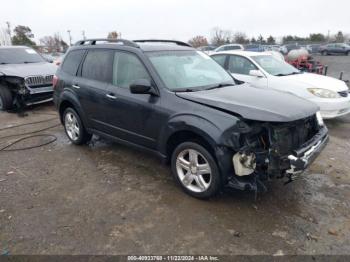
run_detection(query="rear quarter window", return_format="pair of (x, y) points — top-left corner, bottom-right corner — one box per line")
(61, 50), (85, 75)
(211, 55), (227, 67)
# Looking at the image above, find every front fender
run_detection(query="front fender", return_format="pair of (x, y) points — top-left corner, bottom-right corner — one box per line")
(158, 113), (245, 183)
(158, 113), (222, 155)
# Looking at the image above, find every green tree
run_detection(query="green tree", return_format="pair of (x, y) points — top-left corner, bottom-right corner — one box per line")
(335, 31), (344, 42)
(267, 35), (276, 44)
(12, 25), (36, 46)
(309, 33), (326, 42)
(282, 35), (295, 44)
(250, 37), (257, 44)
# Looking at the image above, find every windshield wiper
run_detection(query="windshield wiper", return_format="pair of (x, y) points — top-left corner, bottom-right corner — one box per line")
(275, 72), (301, 76)
(0, 62), (8, 65)
(204, 82), (234, 90)
(23, 61), (36, 64)
(175, 88), (197, 92)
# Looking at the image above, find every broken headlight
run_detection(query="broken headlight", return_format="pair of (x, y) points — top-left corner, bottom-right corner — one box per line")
(232, 152), (256, 176)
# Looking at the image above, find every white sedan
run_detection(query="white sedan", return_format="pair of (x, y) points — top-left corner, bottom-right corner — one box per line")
(211, 50), (350, 119)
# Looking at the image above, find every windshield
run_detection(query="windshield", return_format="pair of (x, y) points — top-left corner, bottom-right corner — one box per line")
(0, 48), (45, 64)
(147, 51), (234, 91)
(252, 55), (300, 76)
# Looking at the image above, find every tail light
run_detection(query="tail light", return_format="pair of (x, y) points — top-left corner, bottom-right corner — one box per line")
(53, 75), (58, 89)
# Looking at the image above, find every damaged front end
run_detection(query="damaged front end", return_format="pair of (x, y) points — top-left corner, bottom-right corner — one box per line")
(1, 75), (53, 108)
(224, 112), (328, 193)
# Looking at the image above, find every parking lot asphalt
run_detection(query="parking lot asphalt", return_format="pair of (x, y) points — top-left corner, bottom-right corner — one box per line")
(0, 56), (349, 255)
(314, 54), (350, 84)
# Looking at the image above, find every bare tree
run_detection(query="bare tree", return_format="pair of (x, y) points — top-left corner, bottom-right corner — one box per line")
(40, 33), (68, 52)
(107, 31), (119, 39)
(210, 27), (232, 46)
(188, 35), (208, 48)
(233, 32), (248, 44)
(257, 34), (265, 44)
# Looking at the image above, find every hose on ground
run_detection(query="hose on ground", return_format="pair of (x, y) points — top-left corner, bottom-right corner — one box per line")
(0, 115), (61, 151)
(0, 134), (57, 152)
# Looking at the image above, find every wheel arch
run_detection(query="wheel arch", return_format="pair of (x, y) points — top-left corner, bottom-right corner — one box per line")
(165, 129), (217, 164)
(58, 92), (89, 128)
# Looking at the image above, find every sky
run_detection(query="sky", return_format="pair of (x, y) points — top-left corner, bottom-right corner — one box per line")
(1, 0), (349, 44)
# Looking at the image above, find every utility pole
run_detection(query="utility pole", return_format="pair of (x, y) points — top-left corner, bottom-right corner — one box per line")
(327, 30), (330, 42)
(6, 21), (12, 45)
(67, 30), (72, 46)
(82, 30), (86, 40)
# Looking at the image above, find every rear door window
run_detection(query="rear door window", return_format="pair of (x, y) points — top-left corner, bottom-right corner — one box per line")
(61, 50), (85, 75)
(112, 52), (151, 88)
(228, 55), (257, 75)
(211, 55), (227, 68)
(81, 50), (114, 83)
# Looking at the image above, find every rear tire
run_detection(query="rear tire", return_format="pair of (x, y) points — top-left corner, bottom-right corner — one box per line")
(321, 51), (327, 56)
(171, 141), (221, 199)
(346, 51), (349, 56)
(63, 107), (92, 145)
(0, 85), (13, 111)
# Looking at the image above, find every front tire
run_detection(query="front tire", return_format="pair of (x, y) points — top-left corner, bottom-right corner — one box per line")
(0, 85), (13, 111)
(321, 50), (327, 56)
(171, 142), (221, 199)
(63, 108), (92, 145)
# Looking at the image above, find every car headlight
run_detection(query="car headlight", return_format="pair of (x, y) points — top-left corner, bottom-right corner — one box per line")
(308, 88), (340, 98)
(316, 111), (324, 126)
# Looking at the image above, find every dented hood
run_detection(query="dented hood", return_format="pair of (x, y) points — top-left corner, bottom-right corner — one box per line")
(176, 84), (319, 122)
(0, 62), (57, 78)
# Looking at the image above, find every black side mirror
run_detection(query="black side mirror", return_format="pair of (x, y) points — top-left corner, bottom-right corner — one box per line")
(130, 79), (154, 95)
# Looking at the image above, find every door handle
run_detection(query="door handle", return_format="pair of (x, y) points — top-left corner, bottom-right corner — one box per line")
(72, 84), (80, 89)
(106, 93), (117, 99)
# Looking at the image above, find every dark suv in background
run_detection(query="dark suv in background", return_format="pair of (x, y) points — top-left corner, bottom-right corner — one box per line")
(53, 39), (328, 198)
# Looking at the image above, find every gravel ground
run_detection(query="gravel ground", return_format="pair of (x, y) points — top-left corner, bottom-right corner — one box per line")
(0, 57), (349, 255)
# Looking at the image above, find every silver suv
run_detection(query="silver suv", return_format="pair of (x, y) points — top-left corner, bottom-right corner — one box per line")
(0, 46), (57, 110)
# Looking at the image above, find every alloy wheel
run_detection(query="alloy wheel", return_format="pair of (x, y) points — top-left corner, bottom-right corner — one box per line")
(65, 112), (80, 141)
(176, 148), (212, 193)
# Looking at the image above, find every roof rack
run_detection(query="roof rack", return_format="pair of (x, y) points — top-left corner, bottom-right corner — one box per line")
(133, 39), (192, 47)
(74, 38), (139, 48)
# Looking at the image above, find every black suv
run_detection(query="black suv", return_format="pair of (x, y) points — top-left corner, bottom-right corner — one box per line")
(53, 39), (328, 198)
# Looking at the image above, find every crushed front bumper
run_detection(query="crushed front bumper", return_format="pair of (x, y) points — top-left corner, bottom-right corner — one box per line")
(286, 127), (328, 176)
(23, 85), (53, 105)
